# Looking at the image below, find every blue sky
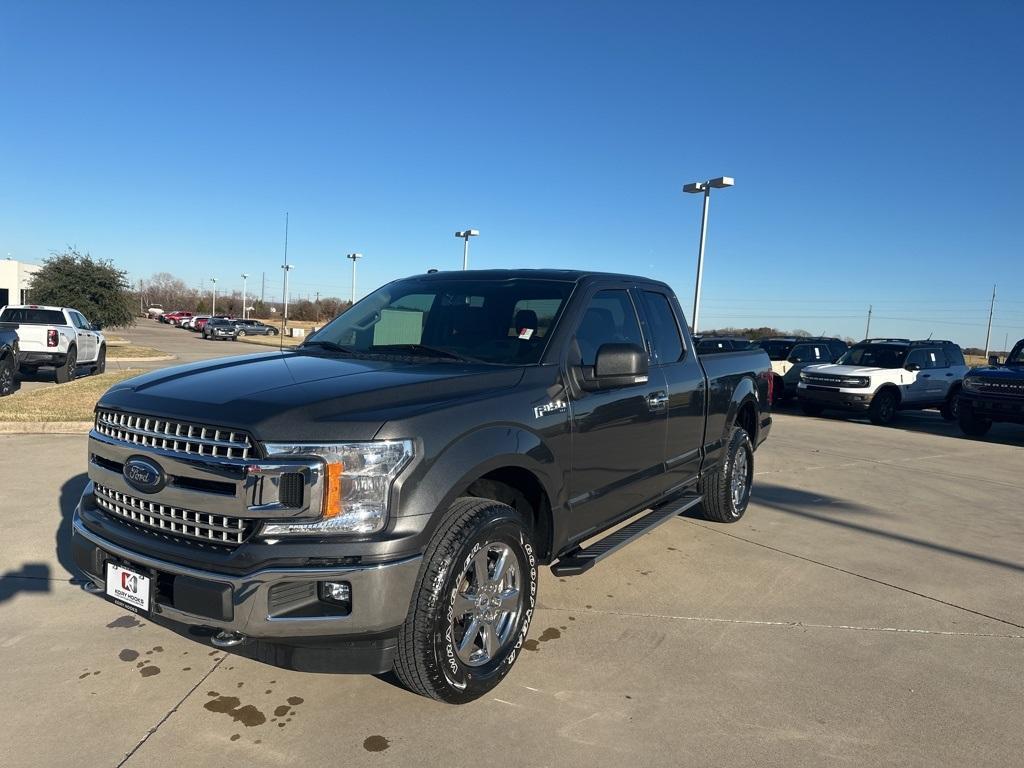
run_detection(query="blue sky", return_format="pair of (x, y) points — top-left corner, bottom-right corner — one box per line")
(1, 1), (1022, 347)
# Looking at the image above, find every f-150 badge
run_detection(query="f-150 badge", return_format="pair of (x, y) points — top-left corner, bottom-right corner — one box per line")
(534, 400), (567, 419)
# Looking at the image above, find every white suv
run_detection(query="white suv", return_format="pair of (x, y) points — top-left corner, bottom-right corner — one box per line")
(796, 339), (969, 425)
(0, 304), (107, 383)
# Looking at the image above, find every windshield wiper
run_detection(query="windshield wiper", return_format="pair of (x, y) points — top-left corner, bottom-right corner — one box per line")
(370, 343), (480, 363)
(301, 340), (355, 355)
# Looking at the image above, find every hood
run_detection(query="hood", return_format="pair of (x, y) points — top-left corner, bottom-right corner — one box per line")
(99, 350), (525, 441)
(803, 363), (897, 376)
(967, 365), (1024, 382)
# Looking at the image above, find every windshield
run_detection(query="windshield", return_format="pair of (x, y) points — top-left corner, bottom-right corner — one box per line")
(306, 277), (574, 365)
(838, 344), (907, 368)
(1007, 341), (1024, 366)
(758, 340), (794, 361)
(0, 307), (65, 325)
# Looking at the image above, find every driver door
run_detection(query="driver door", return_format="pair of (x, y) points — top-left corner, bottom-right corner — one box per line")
(565, 287), (667, 541)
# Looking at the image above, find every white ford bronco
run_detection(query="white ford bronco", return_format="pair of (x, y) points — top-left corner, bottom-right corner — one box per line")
(796, 338), (968, 425)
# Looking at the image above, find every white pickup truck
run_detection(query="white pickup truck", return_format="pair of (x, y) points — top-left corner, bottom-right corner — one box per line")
(0, 304), (106, 383)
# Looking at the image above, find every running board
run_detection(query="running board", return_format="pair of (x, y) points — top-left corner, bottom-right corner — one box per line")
(550, 493), (702, 577)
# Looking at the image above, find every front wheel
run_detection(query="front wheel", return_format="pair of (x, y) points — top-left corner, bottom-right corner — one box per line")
(869, 389), (899, 426)
(237, 329), (246, 336)
(958, 408), (992, 437)
(394, 497), (537, 704)
(698, 426), (754, 523)
(940, 387), (961, 421)
(799, 400), (825, 416)
(94, 345), (106, 375)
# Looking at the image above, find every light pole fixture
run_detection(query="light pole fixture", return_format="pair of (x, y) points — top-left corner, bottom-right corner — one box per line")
(240, 273), (249, 320)
(210, 277), (218, 316)
(455, 229), (479, 270)
(281, 264), (294, 329)
(682, 176), (734, 334)
(346, 253), (362, 304)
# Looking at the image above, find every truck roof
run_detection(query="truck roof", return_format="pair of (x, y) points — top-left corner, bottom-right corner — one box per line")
(416, 268), (670, 287)
(2, 304), (66, 312)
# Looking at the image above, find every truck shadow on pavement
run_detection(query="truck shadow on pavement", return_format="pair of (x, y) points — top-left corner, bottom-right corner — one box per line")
(734, 483), (1024, 575)
(0, 563), (51, 604)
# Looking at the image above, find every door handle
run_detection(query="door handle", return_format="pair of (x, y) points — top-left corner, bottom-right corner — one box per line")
(921, 374), (931, 378)
(647, 391), (669, 409)
(945, 373), (953, 377)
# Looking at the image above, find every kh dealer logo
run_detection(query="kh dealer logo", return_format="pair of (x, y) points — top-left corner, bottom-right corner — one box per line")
(121, 572), (139, 593)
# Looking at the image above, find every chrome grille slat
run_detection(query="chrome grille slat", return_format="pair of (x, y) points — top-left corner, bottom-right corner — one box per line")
(94, 409), (252, 459)
(94, 483), (251, 546)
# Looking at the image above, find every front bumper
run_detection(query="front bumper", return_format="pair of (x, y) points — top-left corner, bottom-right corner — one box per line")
(72, 511), (421, 642)
(796, 385), (873, 411)
(959, 393), (1024, 424)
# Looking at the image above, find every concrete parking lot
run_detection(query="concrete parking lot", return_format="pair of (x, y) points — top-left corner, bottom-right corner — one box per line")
(1, 410), (1021, 767)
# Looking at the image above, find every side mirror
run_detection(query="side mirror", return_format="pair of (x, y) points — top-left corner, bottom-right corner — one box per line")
(92, 323), (103, 331)
(988, 355), (1000, 366)
(790, 356), (803, 364)
(905, 363), (921, 372)
(579, 343), (649, 391)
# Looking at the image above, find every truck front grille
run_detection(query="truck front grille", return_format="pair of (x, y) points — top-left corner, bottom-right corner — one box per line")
(975, 380), (1024, 397)
(95, 409), (253, 459)
(801, 374), (843, 388)
(94, 483), (253, 546)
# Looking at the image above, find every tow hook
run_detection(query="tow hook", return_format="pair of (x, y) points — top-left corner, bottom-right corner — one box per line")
(211, 630), (247, 648)
(81, 581), (104, 595)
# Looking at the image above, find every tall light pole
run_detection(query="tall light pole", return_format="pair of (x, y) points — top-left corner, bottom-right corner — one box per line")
(983, 284), (996, 360)
(210, 278), (218, 316)
(346, 253), (363, 304)
(281, 264), (294, 330)
(455, 229), (479, 270)
(682, 177), (734, 334)
(240, 273), (249, 320)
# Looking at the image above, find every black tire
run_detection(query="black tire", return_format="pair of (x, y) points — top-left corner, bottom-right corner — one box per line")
(869, 389), (899, 426)
(698, 427), (754, 523)
(94, 345), (106, 375)
(940, 387), (961, 421)
(394, 497), (537, 704)
(237, 329), (247, 336)
(0, 355), (15, 397)
(55, 345), (76, 384)
(799, 400), (825, 416)
(958, 407), (992, 437)
(269, 328), (279, 336)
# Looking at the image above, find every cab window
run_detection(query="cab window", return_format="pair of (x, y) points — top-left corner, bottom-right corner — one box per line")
(573, 289), (645, 366)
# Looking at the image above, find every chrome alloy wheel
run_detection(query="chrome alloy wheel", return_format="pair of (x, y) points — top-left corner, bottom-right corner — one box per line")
(730, 447), (751, 513)
(452, 542), (523, 667)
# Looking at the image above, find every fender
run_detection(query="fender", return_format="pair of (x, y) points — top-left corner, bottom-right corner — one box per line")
(391, 423), (562, 545)
(705, 375), (759, 467)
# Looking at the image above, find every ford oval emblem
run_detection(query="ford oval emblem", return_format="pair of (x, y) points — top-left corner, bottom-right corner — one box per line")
(123, 456), (166, 495)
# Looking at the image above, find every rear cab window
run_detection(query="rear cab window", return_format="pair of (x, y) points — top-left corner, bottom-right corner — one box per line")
(639, 290), (683, 364)
(0, 308), (66, 325)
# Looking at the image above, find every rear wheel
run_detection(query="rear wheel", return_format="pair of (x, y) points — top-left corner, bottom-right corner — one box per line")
(237, 329), (247, 336)
(958, 407), (992, 437)
(940, 386), (961, 421)
(799, 400), (825, 416)
(869, 389), (899, 425)
(0, 355), (15, 396)
(698, 426), (754, 523)
(394, 497), (537, 704)
(55, 345), (76, 384)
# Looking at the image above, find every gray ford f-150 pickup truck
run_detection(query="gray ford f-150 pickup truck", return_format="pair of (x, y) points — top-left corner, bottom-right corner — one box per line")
(73, 269), (772, 703)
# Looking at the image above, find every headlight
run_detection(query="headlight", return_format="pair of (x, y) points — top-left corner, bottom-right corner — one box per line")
(839, 377), (870, 388)
(259, 440), (413, 536)
(962, 376), (980, 392)
(799, 372), (809, 382)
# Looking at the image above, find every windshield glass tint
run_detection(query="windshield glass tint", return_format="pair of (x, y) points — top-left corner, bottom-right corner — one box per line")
(759, 340), (794, 360)
(0, 308), (65, 325)
(838, 345), (907, 368)
(307, 277), (574, 364)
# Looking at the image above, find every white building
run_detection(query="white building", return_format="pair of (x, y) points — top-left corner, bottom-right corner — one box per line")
(0, 258), (41, 308)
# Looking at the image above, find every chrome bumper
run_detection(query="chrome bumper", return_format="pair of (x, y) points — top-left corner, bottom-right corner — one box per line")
(73, 512), (421, 639)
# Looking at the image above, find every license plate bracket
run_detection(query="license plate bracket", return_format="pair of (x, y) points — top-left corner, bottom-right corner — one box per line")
(104, 561), (152, 615)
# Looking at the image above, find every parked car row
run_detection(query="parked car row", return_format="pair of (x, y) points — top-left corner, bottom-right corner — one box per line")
(156, 311), (280, 341)
(0, 304), (106, 387)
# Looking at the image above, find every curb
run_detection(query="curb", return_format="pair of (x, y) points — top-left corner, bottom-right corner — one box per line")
(0, 421), (92, 435)
(109, 354), (177, 363)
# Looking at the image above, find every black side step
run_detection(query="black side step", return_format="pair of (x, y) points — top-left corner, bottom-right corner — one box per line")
(550, 493), (702, 577)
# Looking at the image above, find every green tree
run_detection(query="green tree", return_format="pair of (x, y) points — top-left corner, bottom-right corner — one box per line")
(29, 248), (134, 328)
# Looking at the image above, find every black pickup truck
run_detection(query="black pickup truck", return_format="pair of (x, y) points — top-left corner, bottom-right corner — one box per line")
(0, 321), (19, 396)
(73, 269), (772, 703)
(958, 340), (1024, 436)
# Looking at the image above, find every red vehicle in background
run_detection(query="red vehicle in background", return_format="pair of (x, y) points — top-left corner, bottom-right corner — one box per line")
(163, 311), (194, 326)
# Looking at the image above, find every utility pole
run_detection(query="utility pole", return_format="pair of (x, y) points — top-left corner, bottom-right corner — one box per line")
(865, 305), (873, 339)
(281, 264), (294, 330)
(241, 273), (249, 320)
(347, 253), (363, 304)
(983, 284), (996, 360)
(210, 278), (217, 316)
(260, 271), (266, 304)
